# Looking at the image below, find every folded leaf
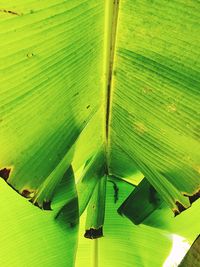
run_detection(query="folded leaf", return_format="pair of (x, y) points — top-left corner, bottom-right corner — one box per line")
(118, 178), (162, 224)
(84, 176), (107, 239)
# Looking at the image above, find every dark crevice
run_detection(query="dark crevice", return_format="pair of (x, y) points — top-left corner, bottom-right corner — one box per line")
(105, 0), (120, 141)
(184, 189), (200, 204)
(42, 201), (52, 210)
(105, 1), (120, 175)
(174, 190), (200, 216)
(29, 199), (52, 210)
(174, 201), (187, 216)
(108, 180), (119, 203)
(84, 227), (103, 239)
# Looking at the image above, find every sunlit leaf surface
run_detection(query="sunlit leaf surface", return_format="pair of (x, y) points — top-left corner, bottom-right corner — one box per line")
(0, 0), (199, 266)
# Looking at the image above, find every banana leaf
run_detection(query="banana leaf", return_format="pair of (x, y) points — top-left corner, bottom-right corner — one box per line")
(0, 0), (200, 266)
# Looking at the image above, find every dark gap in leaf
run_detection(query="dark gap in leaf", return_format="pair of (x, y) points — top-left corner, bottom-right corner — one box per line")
(84, 227), (103, 239)
(183, 189), (200, 204)
(0, 168), (11, 181)
(174, 201), (187, 216)
(174, 209), (180, 217)
(29, 199), (52, 210)
(42, 201), (52, 210)
(86, 105), (90, 109)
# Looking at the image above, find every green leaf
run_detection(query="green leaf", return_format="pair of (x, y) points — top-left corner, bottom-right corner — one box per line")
(143, 198), (200, 243)
(0, 0), (105, 206)
(54, 165), (79, 227)
(108, 0), (200, 213)
(84, 176), (107, 239)
(0, 0), (200, 266)
(0, 179), (78, 267)
(76, 180), (173, 267)
(57, 150), (106, 218)
(118, 178), (162, 224)
(1, 0), (199, 218)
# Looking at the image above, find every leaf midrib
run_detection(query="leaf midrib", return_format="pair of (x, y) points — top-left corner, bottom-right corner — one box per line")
(103, 0), (120, 173)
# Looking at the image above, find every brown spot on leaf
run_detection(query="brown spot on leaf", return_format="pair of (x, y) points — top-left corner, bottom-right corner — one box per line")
(84, 227), (103, 239)
(0, 9), (22, 16)
(0, 168), (11, 181)
(22, 189), (30, 197)
(21, 189), (35, 198)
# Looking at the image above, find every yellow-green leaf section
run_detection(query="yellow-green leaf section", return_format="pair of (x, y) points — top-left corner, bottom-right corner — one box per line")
(108, 0), (200, 213)
(0, 0), (200, 266)
(0, 0), (105, 207)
